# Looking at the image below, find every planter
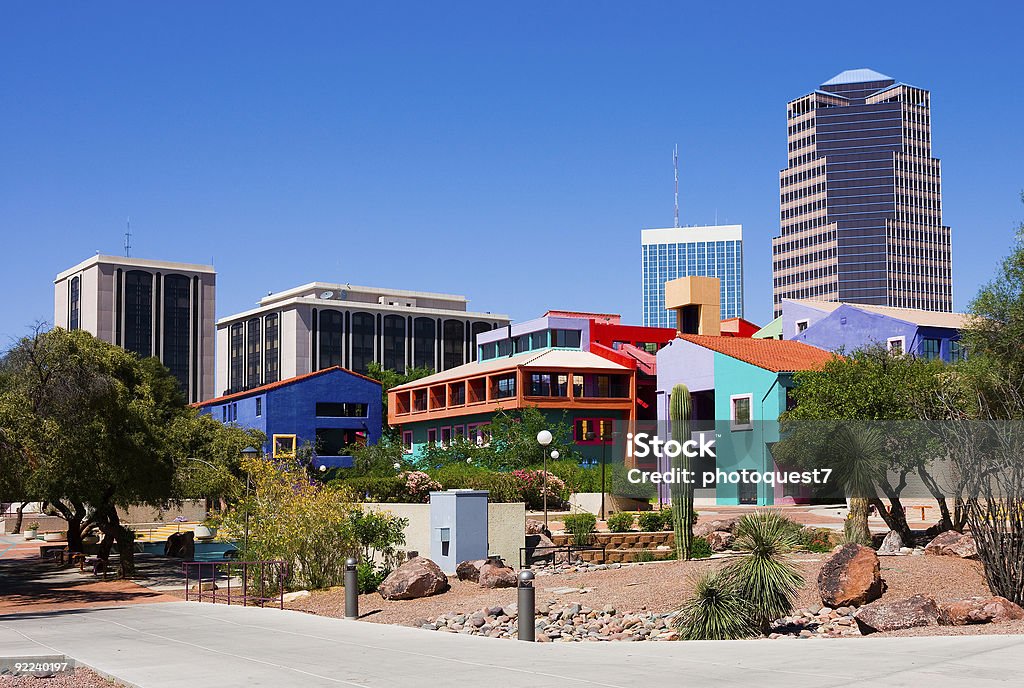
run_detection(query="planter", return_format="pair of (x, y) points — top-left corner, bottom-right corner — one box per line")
(23, 530), (37, 540)
(42, 532), (66, 542)
(193, 525), (217, 540)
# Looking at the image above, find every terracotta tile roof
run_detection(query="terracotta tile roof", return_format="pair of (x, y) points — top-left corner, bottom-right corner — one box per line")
(676, 334), (837, 372)
(192, 366), (381, 408)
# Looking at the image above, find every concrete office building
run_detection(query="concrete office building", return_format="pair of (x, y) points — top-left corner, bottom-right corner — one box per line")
(54, 255), (216, 403)
(771, 69), (953, 316)
(641, 225), (744, 328)
(216, 282), (509, 396)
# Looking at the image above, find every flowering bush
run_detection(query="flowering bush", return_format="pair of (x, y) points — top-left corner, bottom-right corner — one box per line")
(511, 469), (567, 510)
(401, 471), (441, 503)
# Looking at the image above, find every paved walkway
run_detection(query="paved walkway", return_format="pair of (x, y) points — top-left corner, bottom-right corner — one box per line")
(3, 601), (1024, 687)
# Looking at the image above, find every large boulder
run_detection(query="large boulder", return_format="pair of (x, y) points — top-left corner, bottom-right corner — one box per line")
(924, 530), (977, 559)
(693, 517), (740, 539)
(379, 557), (449, 600)
(706, 530), (734, 552)
(854, 594), (940, 634)
(877, 530), (904, 556)
(478, 560), (518, 589)
(940, 597), (1024, 626)
(525, 519), (548, 535)
(456, 559), (486, 583)
(817, 543), (885, 608)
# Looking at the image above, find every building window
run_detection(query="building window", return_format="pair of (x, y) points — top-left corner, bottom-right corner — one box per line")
(497, 339), (513, 357)
(530, 373), (552, 396)
(479, 342), (497, 361)
(351, 312), (375, 374)
(221, 406), (227, 422)
(255, 397), (262, 417)
(887, 336), (905, 356)
(552, 329), (582, 348)
(229, 322), (245, 393)
(950, 340), (964, 362)
(494, 374), (516, 399)
(413, 389), (427, 412)
(795, 319), (809, 334)
(273, 434), (296, 458)
(449, 383), (465, 406)
(731, 394), (753, 431)
(319, 309), (344, 369)
(413, 317), (436, 370)
(427, 428), (437, 446)
(575, 418), (614, 443)
(442, 320), (465, 370)
(922, 338), (941, 361)
(454, 425), (466, 439)
(264, 314), (280, 384)
(470, 322), (493, 362)
(440, 426), (452, 446)
(315, 428), (356, 456)
(468, 423), (490, 446)
(246, 317), (262, 388)
(402, 431), (413, 454)
(531, 331), (547, 350)
(69, 276), (80, 330)
(572, 374), (584, 397)
(383, 315), (406, 372)
(162, 274), (191, 392)
(315, 402), (368, 417)
(124, 270), (153, 358)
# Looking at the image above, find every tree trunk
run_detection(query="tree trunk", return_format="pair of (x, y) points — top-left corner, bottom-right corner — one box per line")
(12, 502), (29, 533)
(94, 508), (136, 578)
(847, 497), (873, 544)
(50, 500), (87, 552)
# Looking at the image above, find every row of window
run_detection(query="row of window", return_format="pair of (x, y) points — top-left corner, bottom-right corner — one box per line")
(479, 329), (583, 360)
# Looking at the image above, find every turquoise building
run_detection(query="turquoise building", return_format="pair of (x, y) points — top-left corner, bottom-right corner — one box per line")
(655, 334), (834, 505)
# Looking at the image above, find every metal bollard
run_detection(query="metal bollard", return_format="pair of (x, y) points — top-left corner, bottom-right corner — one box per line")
(518, 569), (535, 642)
(344, 557), (359, 620)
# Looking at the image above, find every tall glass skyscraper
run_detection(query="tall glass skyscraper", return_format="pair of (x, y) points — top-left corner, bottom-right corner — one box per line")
(641, 225), (743, 328)
(771, 69), (953, 317)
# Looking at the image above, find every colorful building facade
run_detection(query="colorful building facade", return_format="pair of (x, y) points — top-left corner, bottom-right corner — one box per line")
(196, 367), (383, 469)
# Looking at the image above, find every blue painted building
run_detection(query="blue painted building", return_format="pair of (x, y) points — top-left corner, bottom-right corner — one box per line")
(781, 299), (968, 362)
(656, 335), (835, 506)
(195, 366), (383, 469)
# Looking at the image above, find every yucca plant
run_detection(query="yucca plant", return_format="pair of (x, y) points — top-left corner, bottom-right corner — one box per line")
(723, 510), (804, 631)
(673, 570), (759, 640)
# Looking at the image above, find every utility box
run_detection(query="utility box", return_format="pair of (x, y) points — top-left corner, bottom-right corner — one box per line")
(429, 489), (489, 573)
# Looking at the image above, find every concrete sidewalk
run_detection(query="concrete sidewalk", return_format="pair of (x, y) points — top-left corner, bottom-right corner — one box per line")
(2, 601), (1023, 687)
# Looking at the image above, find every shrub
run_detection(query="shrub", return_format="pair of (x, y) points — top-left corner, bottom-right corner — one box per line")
(607, 511), (635, 533)
(673, 570), (759, 640)
(356, 560), (387, 594)
(689, 536), (713, 560)
(511, 469), (568, 510)
(722, 511), (804, 630)
(563, 512), (597, 546)
(546, 460), (603, 493)
(634, 549), (655, 563)
(796, 527), (835, 553)
(638, 510), (666, 532)
(334, 476), (408, 503)
(401, 471), (441, 502)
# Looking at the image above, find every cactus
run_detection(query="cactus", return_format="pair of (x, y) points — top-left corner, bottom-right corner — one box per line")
(670, 383), (695, 560)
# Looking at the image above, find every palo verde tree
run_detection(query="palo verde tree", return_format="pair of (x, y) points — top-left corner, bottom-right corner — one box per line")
(0, 327), (189, 577)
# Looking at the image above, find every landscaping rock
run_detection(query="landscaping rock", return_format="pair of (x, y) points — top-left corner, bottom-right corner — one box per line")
(379, 556), (449, 600)
(939, 596), (1024, 626)
(525, 532), (557, 565)
(854, 594), (940, 634)
(877, 530), (904, 555)
(282, 590), (310, 603)
(478, 561), (517, 589)
(924, 530), (977, 559)
(817, 544), (885, 608)
(706, 530), (734, 552)
(525, 519), (548, 535)
(190, 581), (218, 592)
(456, 559), (486, 583)
(693, 517), (739, 539)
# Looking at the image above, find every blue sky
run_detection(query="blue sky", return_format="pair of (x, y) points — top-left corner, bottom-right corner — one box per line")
(2, 2), (1022, 345)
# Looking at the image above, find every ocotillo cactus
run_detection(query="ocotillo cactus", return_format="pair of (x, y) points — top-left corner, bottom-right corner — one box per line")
(670, 383), (694, 560)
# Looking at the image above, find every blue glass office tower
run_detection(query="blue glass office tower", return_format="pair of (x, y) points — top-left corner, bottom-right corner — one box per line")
(771, 69), (953, 317)
(641, 225), (744, 328)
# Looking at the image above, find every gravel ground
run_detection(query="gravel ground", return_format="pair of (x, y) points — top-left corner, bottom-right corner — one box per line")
(286, 553), (998, 639)
(0, 668), (124, 687)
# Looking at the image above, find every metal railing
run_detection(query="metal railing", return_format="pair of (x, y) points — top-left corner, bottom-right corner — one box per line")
(520, 543), (607, 569)
(182, 560), (290, 609)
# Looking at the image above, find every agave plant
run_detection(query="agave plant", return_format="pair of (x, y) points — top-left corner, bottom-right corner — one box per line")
(673, 570), (759, 640)
(723, 510), (805, 631)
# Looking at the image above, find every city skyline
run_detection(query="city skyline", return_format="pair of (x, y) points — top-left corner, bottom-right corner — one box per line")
(2, 3), (1021, 346)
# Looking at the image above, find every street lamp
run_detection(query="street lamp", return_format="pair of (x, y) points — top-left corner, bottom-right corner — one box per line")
(240, 446), (259, 556)
(537, 430), (553, 528)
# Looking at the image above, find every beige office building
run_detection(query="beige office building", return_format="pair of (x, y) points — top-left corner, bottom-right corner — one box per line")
(54, 255), (216, 403)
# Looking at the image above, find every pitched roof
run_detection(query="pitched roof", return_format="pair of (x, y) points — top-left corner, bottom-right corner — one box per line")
(822, 69), (893, 86)
(785, 299), (969, 329)
(193, 366), (380, 407)
(676, 334), (836, 373)
(389, 348), (630, 390)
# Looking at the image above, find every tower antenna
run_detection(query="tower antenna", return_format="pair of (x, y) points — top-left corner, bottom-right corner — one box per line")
(124, 217), (132, 257)
(673, 144), (680, 228)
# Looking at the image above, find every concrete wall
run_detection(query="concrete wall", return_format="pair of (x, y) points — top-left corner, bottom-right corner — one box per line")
(118, 500), (208, 525)
(362, 501), (525, 572)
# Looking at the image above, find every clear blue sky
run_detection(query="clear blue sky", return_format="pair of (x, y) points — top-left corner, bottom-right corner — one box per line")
(2, 2), (1022, 345)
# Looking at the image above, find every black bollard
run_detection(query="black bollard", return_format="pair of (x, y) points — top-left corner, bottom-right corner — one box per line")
(345, 557), (359, 620)
(518, 569), (535, 641)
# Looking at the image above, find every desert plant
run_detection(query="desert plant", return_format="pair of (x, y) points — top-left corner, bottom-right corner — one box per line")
(673, 570), (759, 640)
(689, 535), (713, 560)
(26, 521), (40, 531)
(670, 383), (695, 559)
(637, 510), (666, 532)
(607, 511), (635, 533)
(723, 511), (804, 630)
(796, 526), (835, 553)
(634, 549), (655, 563)
(563, 512), (597, 546)
(841, 513), (873, 546)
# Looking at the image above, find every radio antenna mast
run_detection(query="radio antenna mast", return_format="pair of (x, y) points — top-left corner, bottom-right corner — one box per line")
(124, 217), (132, 257)
(673, 145), (680, 228)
